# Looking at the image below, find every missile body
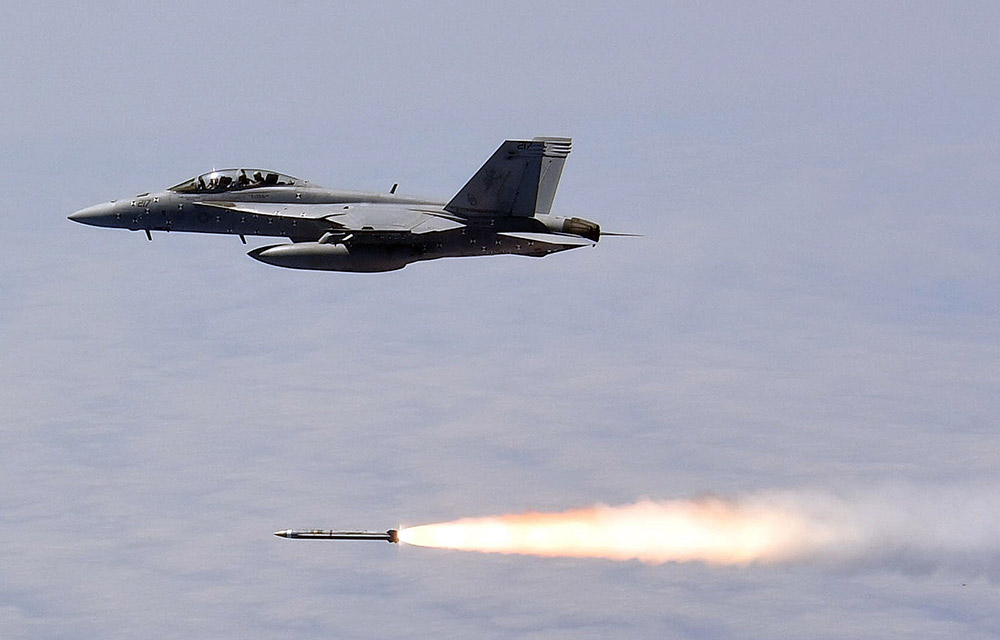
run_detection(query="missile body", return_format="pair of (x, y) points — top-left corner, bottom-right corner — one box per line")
(274, 529), (399, 543)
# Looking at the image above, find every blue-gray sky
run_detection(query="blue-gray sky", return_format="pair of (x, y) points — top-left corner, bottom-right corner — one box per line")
(3, 2), (999, 638)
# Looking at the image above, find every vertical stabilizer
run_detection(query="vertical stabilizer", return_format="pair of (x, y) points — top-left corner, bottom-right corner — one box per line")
(532, 136), (570, 216)
(445, 137), (572, 217)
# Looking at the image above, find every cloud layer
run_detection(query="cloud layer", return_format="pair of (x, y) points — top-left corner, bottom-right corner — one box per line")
(2, 2), (999, 639)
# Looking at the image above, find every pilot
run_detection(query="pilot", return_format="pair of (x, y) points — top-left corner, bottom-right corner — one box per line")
(237, 170), (249, 188)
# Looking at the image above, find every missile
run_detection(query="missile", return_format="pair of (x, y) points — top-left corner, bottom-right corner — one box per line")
(274, 529), (399, 543)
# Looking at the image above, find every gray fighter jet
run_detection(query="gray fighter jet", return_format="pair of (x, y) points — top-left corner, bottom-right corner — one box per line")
(69, 137), (612, 272)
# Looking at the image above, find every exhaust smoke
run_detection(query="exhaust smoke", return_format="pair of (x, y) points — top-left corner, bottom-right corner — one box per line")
(398, 485), (1000, 576)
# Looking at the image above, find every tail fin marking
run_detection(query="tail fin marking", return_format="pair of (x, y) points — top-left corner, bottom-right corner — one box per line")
(445, 137), (571, 217)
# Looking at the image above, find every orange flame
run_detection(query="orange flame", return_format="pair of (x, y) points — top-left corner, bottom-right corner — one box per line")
(398, 498), (843, 564)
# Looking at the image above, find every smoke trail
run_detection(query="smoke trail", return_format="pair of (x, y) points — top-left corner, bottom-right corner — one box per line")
(398, 485), (1000, 576)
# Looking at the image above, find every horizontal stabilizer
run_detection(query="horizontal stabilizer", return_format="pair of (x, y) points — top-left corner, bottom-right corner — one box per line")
(498, 231), (595, 248)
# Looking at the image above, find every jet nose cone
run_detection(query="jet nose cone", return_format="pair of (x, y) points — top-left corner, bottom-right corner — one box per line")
(68, 202), (115, 227)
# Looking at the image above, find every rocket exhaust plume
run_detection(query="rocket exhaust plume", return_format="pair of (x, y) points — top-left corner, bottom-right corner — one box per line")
(398, 486), (1000, 575)
(398, 497), (842, 565)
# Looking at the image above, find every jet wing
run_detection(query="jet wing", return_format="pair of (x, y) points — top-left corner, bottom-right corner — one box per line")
(195, 201), (464, 234)
(195, 201), (346, 220)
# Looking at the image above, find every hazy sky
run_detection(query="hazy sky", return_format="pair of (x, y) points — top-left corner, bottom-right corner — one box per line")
(3, 2), (1000, 638)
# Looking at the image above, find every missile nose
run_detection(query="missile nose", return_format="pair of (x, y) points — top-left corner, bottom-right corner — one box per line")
(274, 530), (291, 538)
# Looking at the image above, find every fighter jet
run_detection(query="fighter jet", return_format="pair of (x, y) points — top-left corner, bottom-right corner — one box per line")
(69, 137), (613, 272)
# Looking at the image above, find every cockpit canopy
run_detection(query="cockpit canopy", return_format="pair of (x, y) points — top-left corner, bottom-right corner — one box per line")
(169, 169), (303, 194)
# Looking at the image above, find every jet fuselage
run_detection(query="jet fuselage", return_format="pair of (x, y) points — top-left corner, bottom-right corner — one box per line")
(69, 139), (602, 272)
